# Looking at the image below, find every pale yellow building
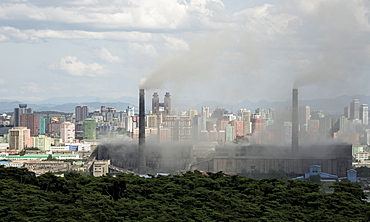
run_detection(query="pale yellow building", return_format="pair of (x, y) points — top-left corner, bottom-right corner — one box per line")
(242, 109), (251, 135)
(188, 109), (199, 119)
(9, 127), (31, 151)
(31, 135), (51, 150)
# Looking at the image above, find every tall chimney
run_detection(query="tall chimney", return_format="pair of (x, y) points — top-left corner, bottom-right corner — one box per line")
(292, 88), (299, 154)
(138, 89), (146, 173)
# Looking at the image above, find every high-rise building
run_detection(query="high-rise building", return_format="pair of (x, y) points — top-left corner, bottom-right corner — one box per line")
(48, 121), (61, 136)
(100, 106), (106, 120)
(152, 93), (160, 114)
(225, 124), (234, 143)
(75, 106), (89, 122)
(319, 116), (334, 140)
(251, 117), (266, 133)
(360, 104), (369, 125)
(202, 106), (210, 118)
(164, 92), (171, 115)
(127, 106), (134, 117)
(60, 122), (75, 143)
(152, 92), (171, 115)
(83, 119), (96, 140)
(13, 104), (33, 127)
(241, 109), (251, 135)
(230, 120), (243, 138)
(299, 106), (310, 125)
(350, 99), (360, 120)
(344, 106), (350, 119)
(20, 114), (46, 135)
(9, 127), (31, 151)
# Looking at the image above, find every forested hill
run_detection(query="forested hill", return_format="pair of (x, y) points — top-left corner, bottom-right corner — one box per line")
(0, 166), (369, 221)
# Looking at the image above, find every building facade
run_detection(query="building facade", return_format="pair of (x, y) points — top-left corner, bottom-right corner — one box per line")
(75, 106), (89, 122)
(9, 127), (31, 151)
(60, 122), (75, 143)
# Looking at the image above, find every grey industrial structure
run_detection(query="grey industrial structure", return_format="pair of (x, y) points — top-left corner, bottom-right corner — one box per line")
(93, 88), (353, 177)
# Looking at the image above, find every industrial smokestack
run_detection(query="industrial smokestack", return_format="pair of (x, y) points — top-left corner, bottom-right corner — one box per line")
(292, 88), (299, 154)
(138, 88), (146, 173)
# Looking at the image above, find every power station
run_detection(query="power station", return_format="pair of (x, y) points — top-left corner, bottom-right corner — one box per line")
(95, 88), (352, 177)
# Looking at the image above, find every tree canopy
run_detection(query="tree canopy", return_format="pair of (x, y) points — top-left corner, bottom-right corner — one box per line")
(0, 166), (369, 221)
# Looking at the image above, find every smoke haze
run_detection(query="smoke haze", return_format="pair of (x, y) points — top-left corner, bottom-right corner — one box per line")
(140, 0), (370, 103)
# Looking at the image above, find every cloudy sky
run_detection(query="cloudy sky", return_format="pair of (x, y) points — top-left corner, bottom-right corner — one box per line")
(0, 0), (370, 105)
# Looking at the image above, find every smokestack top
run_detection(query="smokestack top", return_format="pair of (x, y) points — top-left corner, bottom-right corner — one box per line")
(139, 88), (146, 173)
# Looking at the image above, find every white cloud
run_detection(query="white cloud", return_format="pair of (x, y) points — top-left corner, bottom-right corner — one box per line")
(129, 43), (157, 57)
(0, 34), (7, 41)
(0, 26), (41, 43)
(0, 26), (154, 43)
(97, 47), (123, 63)
(49, 56), (107, 77)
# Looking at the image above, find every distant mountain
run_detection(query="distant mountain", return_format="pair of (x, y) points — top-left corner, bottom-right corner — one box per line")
(39, 96), (137, 105)
(1, 94), (370, 114)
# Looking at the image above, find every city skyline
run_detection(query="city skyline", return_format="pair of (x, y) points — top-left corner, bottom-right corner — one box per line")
(0, 0), (370, 104)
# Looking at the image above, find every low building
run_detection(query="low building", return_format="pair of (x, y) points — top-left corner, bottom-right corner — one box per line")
(24, 161), (70, 174)
(293, 165), (338, 182)
(92, 160), (110, 177)
(356, 152), (369, 162)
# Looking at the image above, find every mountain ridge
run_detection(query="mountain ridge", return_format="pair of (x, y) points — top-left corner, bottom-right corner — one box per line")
(1, 95), (369, 114)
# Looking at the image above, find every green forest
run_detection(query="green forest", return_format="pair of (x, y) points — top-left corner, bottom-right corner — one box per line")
(0, 166), (369, 221)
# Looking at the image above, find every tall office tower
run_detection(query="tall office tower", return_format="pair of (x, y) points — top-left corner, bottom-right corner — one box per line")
(13, 104), (33, 127)
(20, 114), (46, 135)
(83, 119), (96, 140)
(60, 122), (75, 143)
(202, 106), (210, 118)
(164, 92), (171, 115)
(344, 106), (350, 119)
(9, 127), (31, 151)
(241, 109), (251, 135)
(152, 92), (160, 114)
(360, 104), (369, 125)
(299, 106), (311, 125)
(75, 106), (89, 122)
(350, 99), (360, 120)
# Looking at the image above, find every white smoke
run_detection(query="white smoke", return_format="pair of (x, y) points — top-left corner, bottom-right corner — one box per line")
(294, 0), (370, 89)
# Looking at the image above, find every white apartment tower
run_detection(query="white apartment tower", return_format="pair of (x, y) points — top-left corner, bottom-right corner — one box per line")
(360, 104), (369, 125)
(60, 122), (75, 143)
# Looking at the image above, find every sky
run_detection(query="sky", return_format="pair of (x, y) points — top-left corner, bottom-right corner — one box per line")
(0, 0), (370, 105)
